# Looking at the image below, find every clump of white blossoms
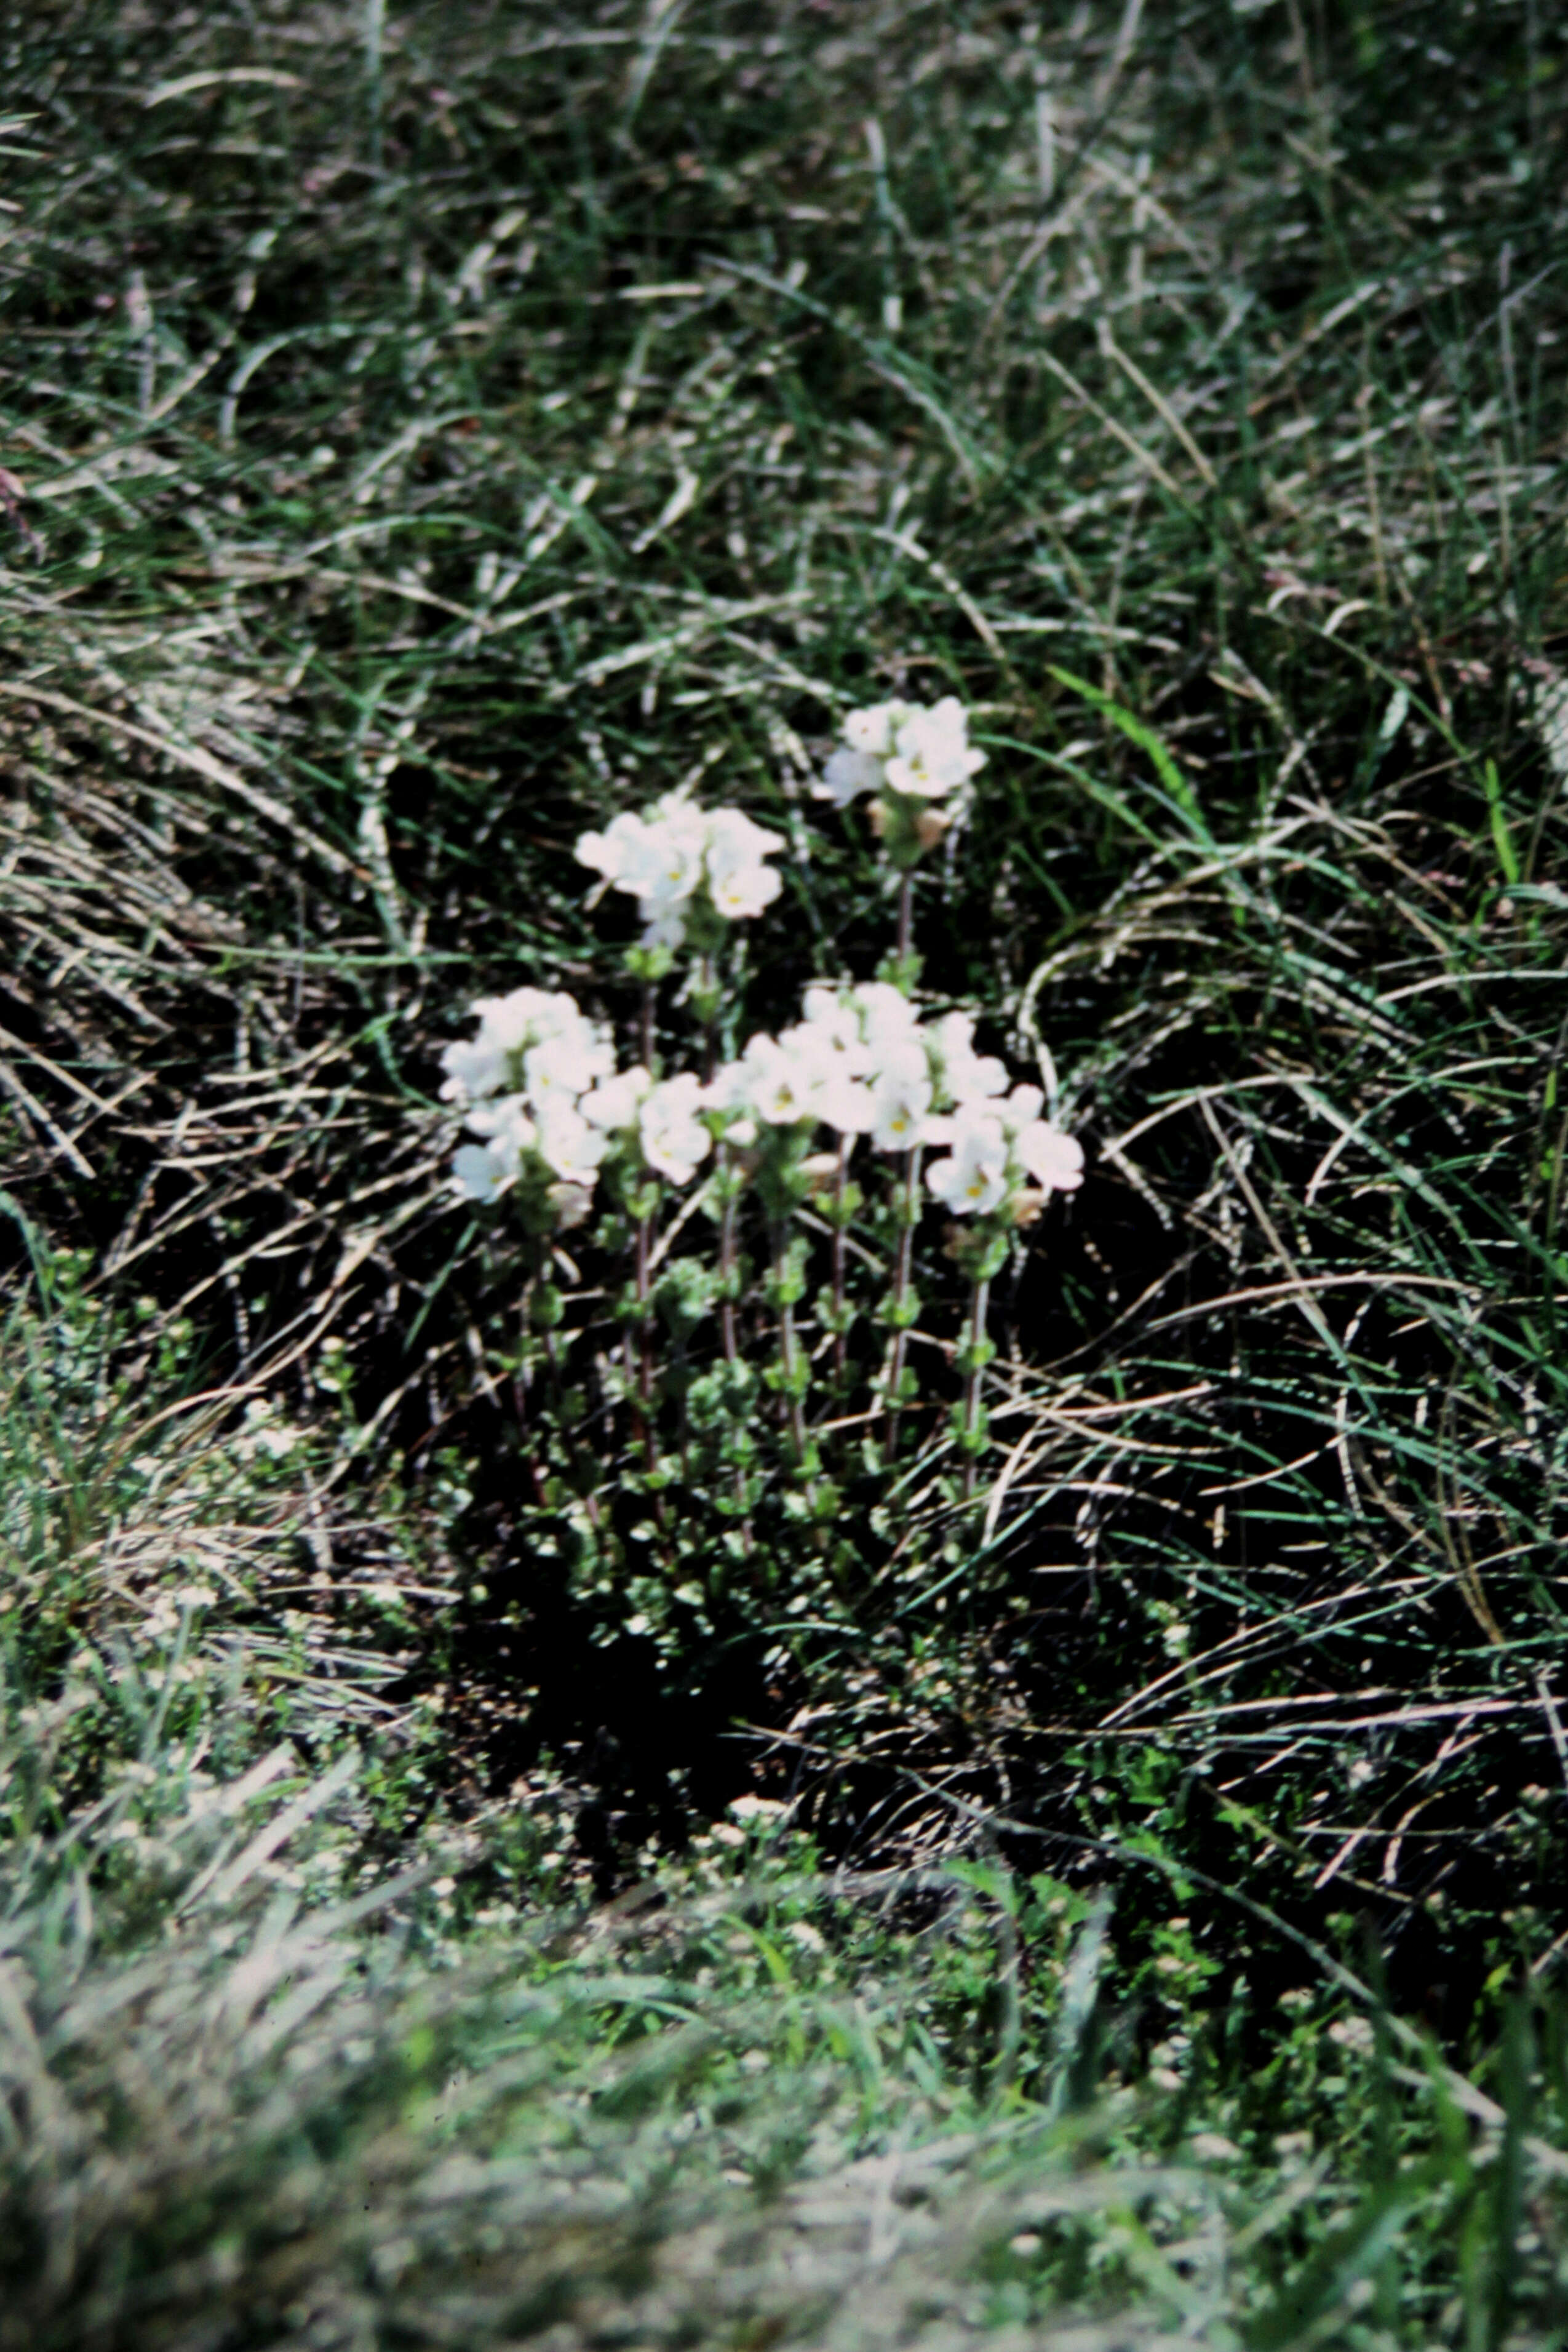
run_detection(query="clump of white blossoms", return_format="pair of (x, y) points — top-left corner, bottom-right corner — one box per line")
(441, 987), (615, 1220)
(702, 984), (1077, 1208)
(925, 1087), (1084, 1219)
(581, 1064), (712, 1188)
(816, 696), (986, 869)
(437, 679), (1089, 1509)
(575, 791), (787, 951)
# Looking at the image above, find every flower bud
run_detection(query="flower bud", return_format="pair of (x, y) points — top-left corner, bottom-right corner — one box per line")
(799, 1150), (843, 1194)
(547, 1181), (595, 1229)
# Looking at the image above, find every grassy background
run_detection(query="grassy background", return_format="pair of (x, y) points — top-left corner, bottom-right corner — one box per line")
(5, 0), (1568, 2341)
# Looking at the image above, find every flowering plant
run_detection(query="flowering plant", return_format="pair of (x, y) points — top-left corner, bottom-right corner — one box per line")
(436, 692), (1089, 1657)
(576, 790), (786, 952)
(442, 987), (615, 1224)
(816, 696), (986, 870)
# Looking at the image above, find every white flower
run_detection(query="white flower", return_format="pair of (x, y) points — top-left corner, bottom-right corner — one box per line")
(843, 701), (906, 757)
(926, 1109), (1011, 1216)
(816, 747), (885, 808)
(452, 1141), (514, 1203)
(574, 808), (648, 891)
(930, 1010), (1006, 1106)
(575, 794), (706, 943)
(637, 798), (710, 915)
(729, 1792), (787, 1821)
(577, 795), (785, 943)
(800, 986), (874, 1069)
(854, 981), (924, 1055)
(816, 696), (984, 811)
(994, 1082), (1045, 1133)
(451, 1091), (538, 1201)
(534, 1101), (608, 1187)
(439, 989), (541, 1102)
(440, 988), (609, 1106)
(925, 1088), (1083, 1216)
(581, 1064), (655, 1133)
(700, 1058), (749, 1114)
(462, 1092), (536, 1153)
(883, 696), (986, 800)
(525, 1031), (602, 1107)
(639, 1074), (712, 1184)
(440, 1031), (509, 1104)
(439, 986), (616, 1213)
(1014, 1120), (1084, 1195)
(818, 1066), (875, 1136)
(708, 858), (782, 920)
(703, 807), (787, 921)
(726, 1032), (826, 1127)
(868, 1045), (934, 1152)
(797, 987), (878, 1133)
(580, 795), (706, 901)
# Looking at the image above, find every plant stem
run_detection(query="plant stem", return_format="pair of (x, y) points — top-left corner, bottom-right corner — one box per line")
(961, 1274), (990, 1502)
(896, 870), (913, 962)
(698, 952), (718, 1083)
(830, 1133), (850, 1389)
(531, 1231), (599, 1528)
(718, 1150), (739, 1367)
(635, 1208), (655, 1438)
(715, 1144), (752, 1542)
(773, 1218), (810, 1470)
(626, 1202), (672, 1547)
(883, 1144), (921, 1459)
(640, 978), (656, 1073)
(513, 1292), (549, 1510)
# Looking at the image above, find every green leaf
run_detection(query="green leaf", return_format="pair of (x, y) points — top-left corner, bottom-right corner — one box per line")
(1481, 757), (1521, 887)
(1048, 667), (1212, 844)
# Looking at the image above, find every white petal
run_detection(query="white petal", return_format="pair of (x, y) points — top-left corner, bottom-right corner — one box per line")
(1017, 1122), (1084, 1194)
(452, 1143), (509, 1203)
(814, 747), (884, 808)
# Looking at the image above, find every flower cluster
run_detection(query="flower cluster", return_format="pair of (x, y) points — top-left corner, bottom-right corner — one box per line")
(442, 988), (616, 1211)
(702, 983), (1081, 1219)
(444, 988), (722, 1210)
(581, 1064), (712, 1187)
(925, 1090), (1084, 1218)
(437, 686), (1084, 1521)
(576, 791), (786, 949)
(816, 697), (986, 865)
(442, 977), (1081, 1230)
